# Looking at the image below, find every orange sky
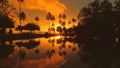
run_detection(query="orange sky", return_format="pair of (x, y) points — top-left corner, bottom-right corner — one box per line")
(9, 0), (99, 32)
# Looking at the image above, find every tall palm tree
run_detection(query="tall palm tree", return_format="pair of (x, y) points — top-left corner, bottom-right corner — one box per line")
(46, 12), (55, 33)
(62, 14), (66, 25)
(19, 12), (26, 24)
(46, 12), (51, 33)
(58, 14), (67, 34)
(51, 15), (55, 33)
(17, 0), (24, 12)
(17, 11), (26, 32)
(59, 14), (67, 27)
(17, 0), (24, 28)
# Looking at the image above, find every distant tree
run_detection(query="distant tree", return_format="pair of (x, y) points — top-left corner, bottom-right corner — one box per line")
(15, 25), (23, 31)
(62, 14), (67, 21)
(23, 23), (40, 33)
(34, 16), (39, 23)
(68, 21), (71, 24)
(56, 26), (62, 34)
(0, 15), (14, 34)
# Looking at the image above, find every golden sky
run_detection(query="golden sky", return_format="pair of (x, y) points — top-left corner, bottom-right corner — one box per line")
(9, 0), (104, 32)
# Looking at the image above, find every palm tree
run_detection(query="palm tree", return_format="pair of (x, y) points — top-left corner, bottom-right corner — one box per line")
(58, 14), (62, 19)
(46, 12), (55, 33)
(46, 12), (52, 33)
(34, 16), (40, 33)
(62, 14), (67, 20)
(19, 12), (26, 25)
(17, 0), (24, 12)
(0, 15), (14, 34)
(58, 14), (67, 34)
(58, 14), (67, 27)
(17, 11), (26, 32)
(35, 16), (39, 23)
(56, 26), (62, 34)
(51, 15), (55, 33)
(17, 0), (24, 29)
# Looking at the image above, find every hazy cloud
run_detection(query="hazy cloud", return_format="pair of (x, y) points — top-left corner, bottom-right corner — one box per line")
(10, 0), (66, 15)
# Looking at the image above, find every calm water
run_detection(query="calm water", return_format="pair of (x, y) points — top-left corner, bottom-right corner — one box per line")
(0, 36), (87, 68)
(0, 36), (120, 68)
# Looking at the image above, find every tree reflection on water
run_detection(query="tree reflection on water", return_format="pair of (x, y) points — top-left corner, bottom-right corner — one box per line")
(0, 35), (120, 68)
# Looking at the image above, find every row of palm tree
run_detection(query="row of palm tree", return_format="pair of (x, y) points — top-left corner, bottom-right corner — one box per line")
(16, 23), (40, 33)
(45, 12), (77, 35)
(0, 0), (77, 35)
(16, 0), (40, 33)
(46, 12), (55, 33)
(0, 0), (41, 34)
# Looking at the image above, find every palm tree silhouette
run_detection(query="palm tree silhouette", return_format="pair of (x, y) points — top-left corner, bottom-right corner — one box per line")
(34, 16), (40, 33)
(59, 14), (66, 27)
(34, 16), (39, 23)
(19, 12), (26, 25)
(16, 12), (26, 32)
(46, 12), (55, 33)
(56, 26), (62, 34)
(58, 14), (67, 34)
(17, 0), (24, 31)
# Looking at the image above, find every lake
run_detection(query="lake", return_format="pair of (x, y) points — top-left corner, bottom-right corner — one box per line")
(0, 36), (86, 68)
(0, 36), (119, 68)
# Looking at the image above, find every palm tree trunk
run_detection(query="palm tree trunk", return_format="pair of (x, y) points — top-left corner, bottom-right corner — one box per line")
(49, 21), (50, 34)
(19, 2), (22, 32)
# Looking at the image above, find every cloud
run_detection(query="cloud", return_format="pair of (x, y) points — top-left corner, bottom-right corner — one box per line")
(10, 0), (66, 15)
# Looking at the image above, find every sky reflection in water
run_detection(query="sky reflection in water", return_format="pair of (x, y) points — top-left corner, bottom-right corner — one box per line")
(0, 36), (82, 68)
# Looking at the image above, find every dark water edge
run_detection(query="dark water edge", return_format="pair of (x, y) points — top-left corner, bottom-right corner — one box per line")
(0, 34), (120, 68)
(0, 33), (54, 41)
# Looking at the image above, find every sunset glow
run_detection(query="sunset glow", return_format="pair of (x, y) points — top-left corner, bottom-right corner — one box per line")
(8, 0), (87, 32)
(1, 0), (119, 68)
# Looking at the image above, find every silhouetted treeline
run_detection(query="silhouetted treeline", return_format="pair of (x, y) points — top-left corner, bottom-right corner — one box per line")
(71, 0), (120, 68)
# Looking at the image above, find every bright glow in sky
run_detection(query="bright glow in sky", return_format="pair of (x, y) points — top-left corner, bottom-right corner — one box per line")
(9, 0), (114, 32)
